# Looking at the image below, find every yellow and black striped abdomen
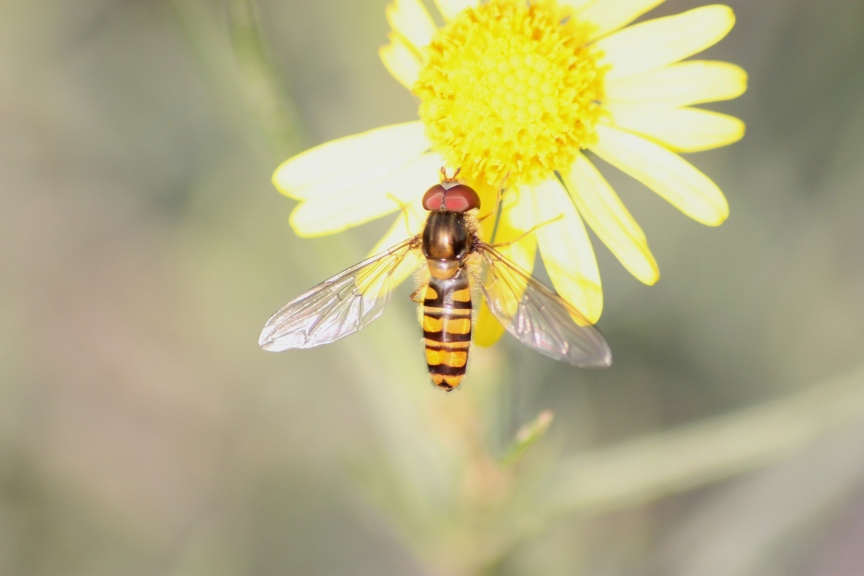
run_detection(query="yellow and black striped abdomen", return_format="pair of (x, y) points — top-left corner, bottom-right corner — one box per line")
(422, 271), (472, 391)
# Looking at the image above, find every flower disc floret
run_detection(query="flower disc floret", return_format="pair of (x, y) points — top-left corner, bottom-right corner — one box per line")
(414, 0), (606, 187)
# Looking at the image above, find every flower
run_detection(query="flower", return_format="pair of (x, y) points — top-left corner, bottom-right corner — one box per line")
(272, 0), (746, 345)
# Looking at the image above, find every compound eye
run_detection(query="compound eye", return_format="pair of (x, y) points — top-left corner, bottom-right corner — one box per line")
(442, 184), (481, 212)
(422, 184), (446, 211)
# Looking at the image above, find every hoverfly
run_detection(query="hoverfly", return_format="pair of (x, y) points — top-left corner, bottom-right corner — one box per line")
(259, 169), (611, 390)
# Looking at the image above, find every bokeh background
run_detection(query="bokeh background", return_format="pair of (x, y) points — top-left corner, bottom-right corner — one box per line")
(3, 0), (864, 574)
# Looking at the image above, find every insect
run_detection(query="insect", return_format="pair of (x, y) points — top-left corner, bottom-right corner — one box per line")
(259, 169), (612, 390)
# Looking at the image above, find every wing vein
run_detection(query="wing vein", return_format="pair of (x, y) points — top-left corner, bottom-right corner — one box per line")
(477, 246), (611, 367)
(259, 237), (421, 351)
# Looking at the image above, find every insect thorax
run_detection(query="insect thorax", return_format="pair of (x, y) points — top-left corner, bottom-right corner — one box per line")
(422, 211), (472, 258)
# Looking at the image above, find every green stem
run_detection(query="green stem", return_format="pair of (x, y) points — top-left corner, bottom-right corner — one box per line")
(541, 363), (864, 517)
(225, 0), (305, 158)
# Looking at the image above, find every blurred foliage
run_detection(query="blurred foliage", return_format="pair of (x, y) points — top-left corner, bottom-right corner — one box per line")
(2, 0), (864, 575)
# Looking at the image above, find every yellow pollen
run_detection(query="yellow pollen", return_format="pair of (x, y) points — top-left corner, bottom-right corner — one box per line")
(414, 0), (607, 188)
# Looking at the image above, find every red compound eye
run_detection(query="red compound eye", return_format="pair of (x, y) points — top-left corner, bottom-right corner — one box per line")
(422, 184), (446, 211)
(421, 183), (481, 212)
(442, 184), (481, 212)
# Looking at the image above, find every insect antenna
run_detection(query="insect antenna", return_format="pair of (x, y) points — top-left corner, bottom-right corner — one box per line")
(440, 166), (461, 183)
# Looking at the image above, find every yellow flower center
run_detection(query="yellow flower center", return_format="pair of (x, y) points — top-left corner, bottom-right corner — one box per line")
(414, 0), (606, 188)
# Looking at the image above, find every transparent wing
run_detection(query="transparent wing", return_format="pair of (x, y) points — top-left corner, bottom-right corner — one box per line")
(259, 237), (422, 351)
(476, 245), (612, 367)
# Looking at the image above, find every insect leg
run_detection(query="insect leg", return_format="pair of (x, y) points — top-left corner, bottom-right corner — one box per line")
(476, 171), (511, 223)
(386, 193), (414, 237)
(487, 213), (564, 249)
(409, 285), (425, 303)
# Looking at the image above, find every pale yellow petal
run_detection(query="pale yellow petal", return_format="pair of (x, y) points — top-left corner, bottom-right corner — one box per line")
(366, 203), (427, 288)
(606, 61), (748, 106)
(565, 155), (659, 285)
(474, 298), (507, 347)
(557, 0), (595, 11)
(606, 104), (745, 152)
(576, 0), (665, 41)
(385, 0), (437, 52)
(368, 199), (427, 255)
(530, 179), (603, 323)
(379, 34), (422, 90)
(289, 153), (444, 237)
(591, 124), (729, 226)
(273, 122), (429, 200)
(597, 5), (736, 79)
(432, 0), (476, 21)
(481, 188), (538, 275)
(475, 188), (537, 347)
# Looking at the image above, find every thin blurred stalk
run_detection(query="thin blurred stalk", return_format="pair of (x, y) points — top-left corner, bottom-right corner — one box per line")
(499, 410), (554, 467)
(225, 0), (304, 158)
(541, 362), (864, 518)
(167, 0), (304, 161)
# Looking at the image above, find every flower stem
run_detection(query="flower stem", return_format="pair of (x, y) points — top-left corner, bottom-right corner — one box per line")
(541, 363), (864, 517)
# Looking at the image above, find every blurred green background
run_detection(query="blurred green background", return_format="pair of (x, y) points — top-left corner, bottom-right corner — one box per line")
(3, 0), (864, 574)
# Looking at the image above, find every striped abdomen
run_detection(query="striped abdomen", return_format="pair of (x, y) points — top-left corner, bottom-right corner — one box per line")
(422, 271), (472, 391)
